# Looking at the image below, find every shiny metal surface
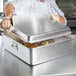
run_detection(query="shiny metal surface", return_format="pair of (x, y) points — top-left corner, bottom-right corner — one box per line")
(2, 14), (72, 65)
(12, 14), (71, 43)
(0, 38), (76, 76)
(2, 35), (72, 65)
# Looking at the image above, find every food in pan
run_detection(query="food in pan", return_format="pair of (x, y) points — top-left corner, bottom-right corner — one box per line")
(6, 32), (71, 48)
(22, 39), (54, 48)
(6, 32), (54, 48)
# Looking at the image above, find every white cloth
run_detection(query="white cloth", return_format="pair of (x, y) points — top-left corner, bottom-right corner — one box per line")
(5, 0), (67, 25)
(5, 0), (64, 16)
(0, 0), (3, 12)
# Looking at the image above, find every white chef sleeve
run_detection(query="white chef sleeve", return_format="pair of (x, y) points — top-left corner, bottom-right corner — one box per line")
(50, 0), (64, 16)
(49, 0), (67, 25)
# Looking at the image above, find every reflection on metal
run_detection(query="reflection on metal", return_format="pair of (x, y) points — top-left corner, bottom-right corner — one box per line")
(0, 42), (76, 76)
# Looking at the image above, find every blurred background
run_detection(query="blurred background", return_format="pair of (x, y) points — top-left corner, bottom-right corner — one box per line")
(57, 0), (76, 33)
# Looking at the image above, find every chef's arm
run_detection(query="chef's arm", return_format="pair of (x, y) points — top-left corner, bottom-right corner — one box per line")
(4, 3), (15, 19)
(1, 3), (14, 30)
(51, 14), (67, 25)
(50, 0), (67, 25)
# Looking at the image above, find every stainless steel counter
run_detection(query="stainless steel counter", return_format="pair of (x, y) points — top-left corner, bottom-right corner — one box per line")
(0, 36), (76, 76)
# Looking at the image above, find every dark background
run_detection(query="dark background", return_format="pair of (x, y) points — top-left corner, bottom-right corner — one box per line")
(57, 0), (76, 33)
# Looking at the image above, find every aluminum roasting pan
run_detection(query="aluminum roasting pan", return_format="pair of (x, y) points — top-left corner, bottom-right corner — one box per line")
(2, 14), (72, 65)
(2, 35), (72, 65)
(12, 14), (71, 43)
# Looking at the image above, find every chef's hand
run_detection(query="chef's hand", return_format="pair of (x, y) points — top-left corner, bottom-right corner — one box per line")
(51, 14), (66, 25)
(2, 18), (11, 30)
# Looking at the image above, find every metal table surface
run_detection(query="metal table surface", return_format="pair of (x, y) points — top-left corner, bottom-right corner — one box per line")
(0, 36), (76, 76)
